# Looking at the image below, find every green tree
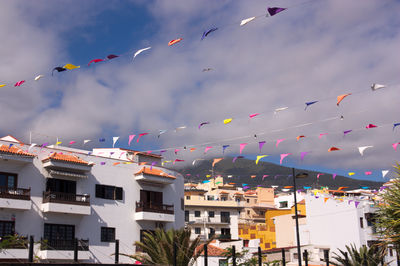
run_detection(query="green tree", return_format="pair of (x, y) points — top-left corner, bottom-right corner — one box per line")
(375, 163), (400, 248)
(331, 244), (387, 266)
(122, 228), (207, 265)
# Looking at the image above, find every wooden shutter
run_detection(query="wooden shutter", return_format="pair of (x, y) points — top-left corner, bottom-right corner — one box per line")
(95, 184), (104, 198)
(115, 187), (123, 200)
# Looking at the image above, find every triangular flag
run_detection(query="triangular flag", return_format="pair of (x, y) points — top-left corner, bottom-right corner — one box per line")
(348, 172), (355, 176)
(239, 143), (248, 154)
(128, 135), (136, 146)
(343, 130), (352, 136)
(328, 147), (340, 152)
(256, 155), (268, 165)
(137, 133), (149, 143)
(112, 137), (119, 148)
(324, 198), (329, 203)
(354, 201), (360, 208)
(358, 146), (373, 156)
(69, 141), (76, 145)
(63, 64), (80, 70)
(319, 133), (328, 138)
(317, 173), (324, 179)
(296, 135), (305, 141)
(258, 141), (266, 152)
(393, 123), (400, 131)
(371, 83), (386, 91)
(133, 47), (151, 60)
(212, 158), (223, 167)
(190, 148), (196, 152)
(158, 130), (167, 138)
(222, 145), (230, 154)
(393, 142), (400, 151)
(332, 173), (337, 180)
(240, 16), (256, 26)
(276, 139), (285, 147)
(382, 170), (389, 178)
(337, 93), (351, 106)
(366, 124), (377, 129)
(249, 113), (260, 119)
(83, 140), (91, 145)
(280, 153), (291, 165)
(56, 141), (62, 145)
(262, 175), (269, 181)
(365, 171), (372, 175)
(204, 146), (213, 153)
(304, 101), (318, 110)
(267, 7), (287, 16)
(300, 151), (310, 161)
(224, 118), (233, 124)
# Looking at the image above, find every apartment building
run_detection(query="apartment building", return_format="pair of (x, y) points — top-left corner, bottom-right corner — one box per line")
(0, 135), (184, 263)
(184, 177), (244, 242)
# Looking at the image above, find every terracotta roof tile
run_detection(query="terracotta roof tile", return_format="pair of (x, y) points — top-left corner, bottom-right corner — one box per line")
(196, 244), (227, 257)
(219, 191), (229, 194)
(0, 145), (35, 157)
(42, 152), (90, 165)
(135, 167), (176, 179)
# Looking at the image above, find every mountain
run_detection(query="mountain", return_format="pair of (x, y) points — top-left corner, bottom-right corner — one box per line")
(176, 157), (383, 190)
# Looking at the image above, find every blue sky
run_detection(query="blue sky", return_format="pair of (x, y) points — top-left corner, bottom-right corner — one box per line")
(1, 0), (400, 181)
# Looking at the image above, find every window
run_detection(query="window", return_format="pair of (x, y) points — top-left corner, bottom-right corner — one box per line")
(360, 217), (364, 228)
(186, 195), (191, 200)
(96, 184), (123, 200)
(209, 211), (215, 218)
(181, 198), (184, 211)
(246, 199), (250, 203)
(219, 259), (228, 266)
(247, 210), (250, 215)
(279, 201), (288, 208)
(389, 248), (393, 257)
(195, 211), (201, 217)
(260, 211), (265, 216)
(0, 173), (17, 189)
(221, 197), (227, 201)
(46, 178), (76, 193)
(185, 211), (189, 222)
(0, 221), (15, 238)
(44, 223), (75, 248)
(243, 240), (249, 247)
(101, 227), (115, 242)
(221, 212), (230, 223)
(194, 228), (201, 234)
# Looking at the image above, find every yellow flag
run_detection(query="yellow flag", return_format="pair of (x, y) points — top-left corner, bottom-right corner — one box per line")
(63, 64), (80, 70)
(348, 172), (355, 176)
(256, 155), (268, 165)
(56, 141), (62, 145)
(224, 118), (233, 124)
(0, 84), (6, 87)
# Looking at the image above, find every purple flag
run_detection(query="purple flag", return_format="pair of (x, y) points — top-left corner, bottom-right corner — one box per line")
(258, 141), (266, 152)
(355, 201), (360, 208)
(100, 162), (106, 165)
(300, 151), (310, 161)
(332, 173), (337, 180)
(348, 200), (353, 205)
(222, 145), (230, 154)
(343, 130), (352, 136)
(267, 7), (287, 16)
(233, 156), (244, 163)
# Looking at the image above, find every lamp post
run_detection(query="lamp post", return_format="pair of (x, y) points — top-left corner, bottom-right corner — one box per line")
(292, 168), (308, 266)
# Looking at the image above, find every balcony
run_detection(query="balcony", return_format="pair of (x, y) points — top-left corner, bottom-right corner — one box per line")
(0, 236), (29, 260)
(41, 191), (91, 215)
(185, 197), (245, 208)
(134, 201), (175, 222)
(218, 234), (232, 241)
(38, 239), (90, 260)
(191, 217), (231, 225)
(0, 186), (31, 210)
(134, 167), (176, 186)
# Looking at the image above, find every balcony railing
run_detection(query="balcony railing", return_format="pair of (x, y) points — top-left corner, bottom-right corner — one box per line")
(42, 191), (90, 206)
(135, 201), (174, 214)
(0, 186), (30, 200)
(220, 217), (230, 223)
(218, 234), (232, 240)
(0, 235), (28, 249)
(40, 238), (89, 251)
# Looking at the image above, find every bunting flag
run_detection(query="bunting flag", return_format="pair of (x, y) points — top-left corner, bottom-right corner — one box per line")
(202, 180), (211, 183)
(202, 68), (213, 72)
(128, 135), (136, 146)
(240, 17), (256, 26)
(112, 137), (119, 148)
(324, 198), (329, 203)
(274, 107), (288, 114)
(249, 113), (260, 119)
(100, 162), (106, 165)
(258, 141), (266, 152)
(0, 84), (6, 87)
(107, 54), (119, 59)
(212, 158), (223, 167)
(160, 150), (167, 155)
(343, 130), (352, 136)
(366, 124), (377, 129)
(224, 118), (233, 124)
(63, 64), (80, 70)
(365, 171), (372, 175)
(317, 173), (324, 179)
(371, 83), (386, 91)
(256, 155), (268, 165)
(175, 126), (187, 132)
(296, 135), (305, 141)
(69, 141), (76, 145)
(201, 28), (218, 40)
(168, 38), (183, 46)
(358, 146), (373, 156)
(354, 201), (360, 208)
(392, 142), (400, 151)
(382, 170), (389, 178)
(113, 162), (120, 166)
(280, 153), (291, 164)
(319, 133), (328, 138)
(198, 122), (210, 129)
(304, 186), (311, 189)
(83, 140), (91, 145)
(158, 130), (167, 138)
(204, 146), (213, 153)
(393, 123), (400, 131)
(56, 141), (62, 145)
(34, 75), (44, 81)
(300, 151), (310, 161)
(222, 145), (230, 154)
(336, 93), (351, 106)
(133, 47), (151, 60)
(276, 139), (285, 147)
(137, 133), (149, 143)
(328, 147), (340, 152)
(173, 159), (184, 164)
(233, 156), (244, 163)
(14, 80), (25, 87)
(348, 172), (355, 176)
(174, 149), (180, 155)
(52, 66), (67, 75)
(267, 7), (287, 16)
(250, 175), (256, 179)
(88, 59), (104, 66)
(239, 143), (248, 154)
(262, 175), (269, 181)
(304, 101), (318, 110)
(190, 148), (196, 152)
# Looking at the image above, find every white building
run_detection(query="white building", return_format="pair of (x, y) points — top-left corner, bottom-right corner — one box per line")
(0, 135), (184, 263)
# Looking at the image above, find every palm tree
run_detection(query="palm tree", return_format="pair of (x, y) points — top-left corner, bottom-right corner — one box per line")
(122, 228), (208, 265)
(331, 244), (387, 266)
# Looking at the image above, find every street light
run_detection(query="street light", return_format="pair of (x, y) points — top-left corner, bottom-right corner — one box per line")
(292, 168), (308, 266)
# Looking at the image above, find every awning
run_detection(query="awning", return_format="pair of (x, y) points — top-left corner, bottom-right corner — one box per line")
(49, 169), (87, 178)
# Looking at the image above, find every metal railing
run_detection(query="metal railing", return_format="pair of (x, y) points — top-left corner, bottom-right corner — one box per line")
(220, 217), (230, 223)
(218, 234), (232, 240)
(0, 235), (28, 249)
(135, 201), (174, 214)
(0, 186), (30, 200)
(40, 238), (89, 251)
(42, 191), (90, 205)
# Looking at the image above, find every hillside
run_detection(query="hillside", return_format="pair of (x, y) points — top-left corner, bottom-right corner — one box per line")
(176, 157), (383, 190)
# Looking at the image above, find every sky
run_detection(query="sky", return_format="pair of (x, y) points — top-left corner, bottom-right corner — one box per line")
(0, 0), (399, 181)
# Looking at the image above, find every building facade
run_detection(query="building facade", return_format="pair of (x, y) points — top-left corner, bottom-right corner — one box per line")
(0, 136), (184, 263)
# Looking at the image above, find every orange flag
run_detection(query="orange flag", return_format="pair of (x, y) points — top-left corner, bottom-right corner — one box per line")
(328, 147), (340, 152)
(324, 198), (329, 203)
(337, 93), (351, 106)
(212, 158), (223, 167)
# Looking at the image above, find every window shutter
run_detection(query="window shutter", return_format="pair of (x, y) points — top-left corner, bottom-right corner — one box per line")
(95, 184), (104, 198)
(115, 187), (123, 200)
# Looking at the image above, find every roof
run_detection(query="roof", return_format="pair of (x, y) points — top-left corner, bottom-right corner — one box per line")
(245, 190), (257, 195)
(135, 167), (176, 179)
(298, 199), (305, 204)
(42, 152), (90, 165)
(0, 144), (35, 157)
(119, 148), (162, 159)
(0, 135), (23, 143)
(219, 191), (229, 194)
(196, 244), (227, 257)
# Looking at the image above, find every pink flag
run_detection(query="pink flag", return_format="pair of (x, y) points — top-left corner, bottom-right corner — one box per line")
(259, 141), (266, 152)
(262, 175), (269, 181)
(204, 146), (213, 153)
(280, 153), (291, 164)
(392, 142), (400, 151)
(14, 80), (25, 87)
(332, 173), (337, 180)
(239, 143), (248, 154)
(174, 149), (180, 155)
(366, 124), (377, 129)
(69, 141), (76, 145)
(173, 159), (184, 165)
(276, 139), (285, 147)
(365, 171), (372, 175)
(150, 161), (157, 170)
(317, 173), (324, 179)
(319, 133), (328, 138)
(137, 133), (149, 143)
(300, 151), (310, 161)
(249, 113), (260, 119)
(128, 135), (136, 146)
